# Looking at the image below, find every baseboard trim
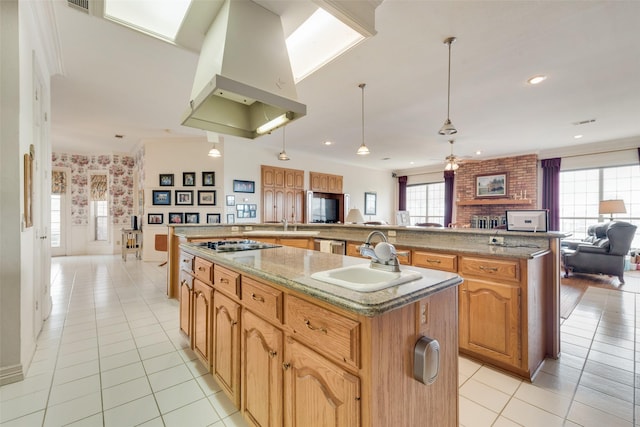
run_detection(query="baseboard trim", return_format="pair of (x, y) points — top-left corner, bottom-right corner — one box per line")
(0, 363), (24, 386)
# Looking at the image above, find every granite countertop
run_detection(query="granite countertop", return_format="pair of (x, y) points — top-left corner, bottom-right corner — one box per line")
(175, 228), (552, 260)
(181, 243), (462, 317)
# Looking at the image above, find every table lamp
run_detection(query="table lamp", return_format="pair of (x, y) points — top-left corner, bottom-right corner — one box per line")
(345, 208), (365, 224)
(599, 199), (626, 221)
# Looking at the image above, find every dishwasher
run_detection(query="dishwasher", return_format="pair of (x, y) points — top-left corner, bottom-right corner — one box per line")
(313, 238), (346, 255)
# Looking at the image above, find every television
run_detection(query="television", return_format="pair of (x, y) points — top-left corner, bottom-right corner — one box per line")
(506, 210), (548, 232)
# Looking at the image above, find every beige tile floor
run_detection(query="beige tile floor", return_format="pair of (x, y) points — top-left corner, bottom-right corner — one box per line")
(0, 255), (638, 426)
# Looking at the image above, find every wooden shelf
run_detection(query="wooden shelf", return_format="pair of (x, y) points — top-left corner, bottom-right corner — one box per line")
(457, 199), (532, 206)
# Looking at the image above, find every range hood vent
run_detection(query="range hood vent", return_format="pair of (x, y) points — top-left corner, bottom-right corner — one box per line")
(181, 0), (306, 139)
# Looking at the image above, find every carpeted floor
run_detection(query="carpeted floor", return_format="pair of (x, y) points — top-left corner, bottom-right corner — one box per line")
(560, 269), (640, 318)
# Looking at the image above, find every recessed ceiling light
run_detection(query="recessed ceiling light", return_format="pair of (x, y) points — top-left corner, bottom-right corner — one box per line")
(526, 74), (547, 85)
(410, 161), (415, 165)
(323, 141), (333, 146)
(475, 150), (482, 156)
(574, 134), (583, 139)
(114, 134), (124, 139)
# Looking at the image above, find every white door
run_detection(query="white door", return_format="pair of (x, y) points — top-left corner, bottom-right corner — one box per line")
(33, 64), (52, 328)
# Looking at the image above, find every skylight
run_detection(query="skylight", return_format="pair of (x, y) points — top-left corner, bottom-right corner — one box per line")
(103, 1), (366, 82)
(286, 8), (364, 82)
(104, 0), (191, 42)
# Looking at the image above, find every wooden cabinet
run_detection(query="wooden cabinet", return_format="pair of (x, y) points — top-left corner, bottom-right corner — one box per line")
(459, 278), (520, 366)
(309, 172), (343, 194)
(241, 309), (284, 427)
(413, 251), (457, 272)
(184, 255), (459, 427)
(193, 278), (213, 367)
(456, 254), (549, 379)
(346, 242), (365, 258)
(179, 271), (193, 337)
(262, 165), (304, 223)
(213, 290), (241, 406)
(283, 336), (360, 427)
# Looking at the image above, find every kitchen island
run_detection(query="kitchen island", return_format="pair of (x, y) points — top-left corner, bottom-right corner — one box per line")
(179, 241), (462, 427)
(166, 223), (567, 381)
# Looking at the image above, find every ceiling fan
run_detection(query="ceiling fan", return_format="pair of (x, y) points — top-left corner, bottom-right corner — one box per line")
(444, 139), (460, 171)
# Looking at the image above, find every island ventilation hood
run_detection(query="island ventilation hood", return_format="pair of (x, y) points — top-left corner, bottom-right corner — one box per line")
(181, 0), (306, 139)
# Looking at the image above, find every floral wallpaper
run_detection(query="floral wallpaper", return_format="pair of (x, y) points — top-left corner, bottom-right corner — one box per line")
(51, 152), (136, 226)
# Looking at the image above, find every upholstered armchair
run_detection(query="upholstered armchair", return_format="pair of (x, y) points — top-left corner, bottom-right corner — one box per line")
(563, 221), (637, 283)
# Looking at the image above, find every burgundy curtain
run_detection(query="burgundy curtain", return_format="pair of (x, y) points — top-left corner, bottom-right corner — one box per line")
(444, 171), (455, 227)
(541, 158), (561, 231)
(398, 176), (408, 211)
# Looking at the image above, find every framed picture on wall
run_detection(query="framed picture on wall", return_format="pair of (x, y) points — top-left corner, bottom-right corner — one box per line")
(202, 171), (215, 187)
(185, 213), (200, 224)
(476, 173), (507, 198)
(152, 190), (171, 205)
(159, 174), (174, 186)
(168, 212), (183, 224)
(175, 190), (193, 205)
(227, 213), (235, 224)
(233, 179), (255, 193)
(183, 172), (195, 187)
(226, 195), (235, 206)
(147, 213), (163, 224)
(198, 190), (216, 206)
(207, 213), (221, 224)
(364, 192), (377, 215)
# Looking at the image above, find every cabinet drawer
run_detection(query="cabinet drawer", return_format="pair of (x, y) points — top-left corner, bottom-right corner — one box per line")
(285, 295), (360, 369)
(180, 251), (195, 273)
(214, 265), (241, 298)
(413, 251), (457, 272)
(396, 246), (412, 265)
(194, 258), (213, 283)
(279, 238), (310, 249)
(346, 242), (365, 258)
(241, 277), (283, 324)
(459, 256), (519, 282)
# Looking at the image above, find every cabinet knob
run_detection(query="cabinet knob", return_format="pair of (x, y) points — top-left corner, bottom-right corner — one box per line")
(231, 320), (238, 326)
(219, 278), (229, 284)
(282, 362), (291, 370)
(426, 259), (441, 264)
(479, 265), (498, 272)
(268, 350), (277, 358)
(251, 293), (265, 302)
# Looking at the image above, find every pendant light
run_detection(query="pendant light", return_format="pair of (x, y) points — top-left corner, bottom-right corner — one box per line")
(206, 132), (222, 157)
(356, 83), (370, 155)
(278, 127), (290, 161)
(444, 139), (459, 171)
(438, 37), (458, 136)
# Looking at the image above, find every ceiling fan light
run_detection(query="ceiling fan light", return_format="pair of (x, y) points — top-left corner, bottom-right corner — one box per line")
(438, 118), (458, 136)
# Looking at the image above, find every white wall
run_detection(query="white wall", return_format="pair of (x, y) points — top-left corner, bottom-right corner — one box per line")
(142, 137), (225, 261)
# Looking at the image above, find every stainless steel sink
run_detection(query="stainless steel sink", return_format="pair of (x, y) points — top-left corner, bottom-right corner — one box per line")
(310, 264), (422, 292)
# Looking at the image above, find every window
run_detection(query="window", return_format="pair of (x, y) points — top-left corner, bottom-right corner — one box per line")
(406, 182), (445, 225)
(90, 174), (108, 241)
(559, 165), (640, 247)
(51, 194), (61, 248)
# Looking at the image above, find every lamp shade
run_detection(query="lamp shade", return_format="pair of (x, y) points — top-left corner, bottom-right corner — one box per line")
(599, 199), (626, 220)
(345, 208), (365, 224)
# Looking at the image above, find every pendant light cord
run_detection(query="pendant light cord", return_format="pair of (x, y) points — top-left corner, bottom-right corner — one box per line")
(446, 40), (452, 119)
(360, 83), (366, 146)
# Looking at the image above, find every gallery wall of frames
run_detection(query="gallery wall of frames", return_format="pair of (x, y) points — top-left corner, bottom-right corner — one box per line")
(146, 171), (223, 225)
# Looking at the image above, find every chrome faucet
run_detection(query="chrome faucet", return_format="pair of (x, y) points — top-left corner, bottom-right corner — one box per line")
(359, 231), (403, 272)
(281, 218), (288, 232)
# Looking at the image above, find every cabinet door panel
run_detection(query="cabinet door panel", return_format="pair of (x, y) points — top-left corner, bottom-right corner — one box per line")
(193, 279), (213, 367)
(460, 278), (520, 366)
(284, 338), (360, 427)
(214, 291), (241, 406)
(263, 188), (276, 223)
(242, 310), (283, 427)
(179, 271), (193, 337)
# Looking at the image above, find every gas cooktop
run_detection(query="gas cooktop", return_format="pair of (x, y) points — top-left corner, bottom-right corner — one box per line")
(199, 240), (281, 252)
